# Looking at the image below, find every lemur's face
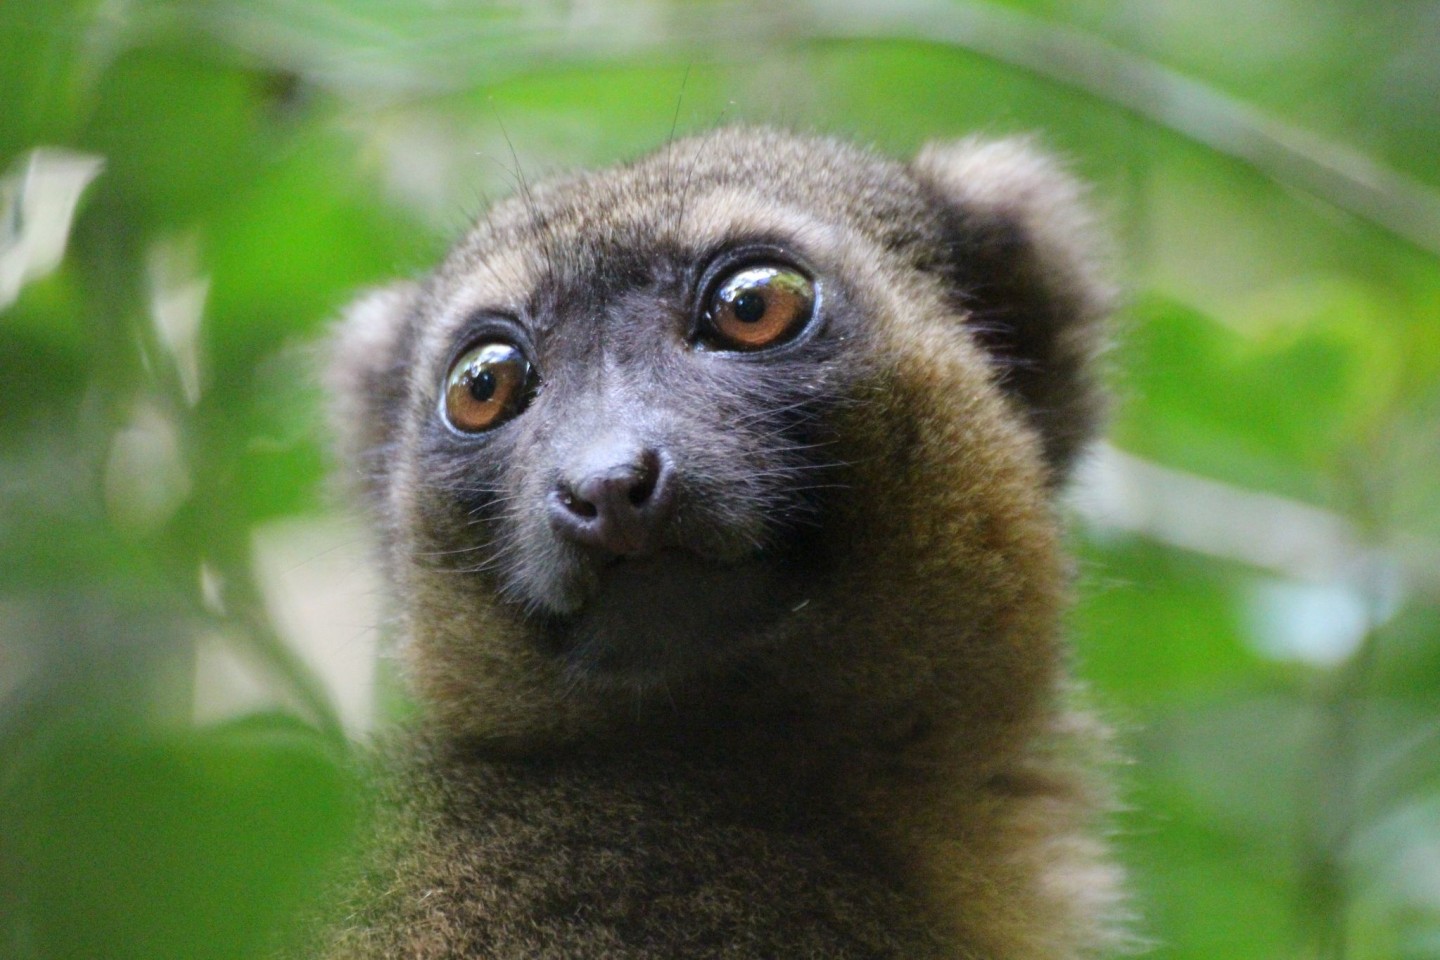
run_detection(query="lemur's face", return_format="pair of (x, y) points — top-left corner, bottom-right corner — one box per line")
(336, 129), (1104, 723)
(387, 131), (959, 688)
(410, 218), (868, 685)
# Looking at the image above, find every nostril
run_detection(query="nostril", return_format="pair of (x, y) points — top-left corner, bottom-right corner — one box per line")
(557, 484), (599, 519)
(627, 450), (661, 507)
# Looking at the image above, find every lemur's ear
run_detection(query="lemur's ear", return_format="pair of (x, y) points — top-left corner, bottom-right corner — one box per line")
(910, 137), (1113, 482)
(326, 281), (421, 504)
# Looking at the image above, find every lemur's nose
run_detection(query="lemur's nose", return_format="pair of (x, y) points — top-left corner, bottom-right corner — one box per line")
(549, 446), (675, 556)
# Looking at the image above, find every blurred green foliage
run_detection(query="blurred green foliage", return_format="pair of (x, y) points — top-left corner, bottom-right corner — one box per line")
(2, 1), (1437, 958)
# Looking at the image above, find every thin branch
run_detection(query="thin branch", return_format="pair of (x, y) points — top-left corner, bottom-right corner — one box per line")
(807, 0), (1440, 257)
(1072, 443), (1440, 599)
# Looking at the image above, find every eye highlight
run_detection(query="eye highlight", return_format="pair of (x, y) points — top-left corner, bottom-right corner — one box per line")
(704, 265), (815, 350)
(441, 341), (535, 433)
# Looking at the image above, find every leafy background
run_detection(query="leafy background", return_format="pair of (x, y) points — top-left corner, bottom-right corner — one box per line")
(2, 1), (1438, 958)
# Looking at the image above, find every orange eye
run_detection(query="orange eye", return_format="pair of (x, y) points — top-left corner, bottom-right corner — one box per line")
(705, 265), (815, 350)
(442, 342), (535, 433)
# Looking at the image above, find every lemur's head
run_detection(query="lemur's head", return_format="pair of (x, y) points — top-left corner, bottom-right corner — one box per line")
(331, 128), (1110, 752)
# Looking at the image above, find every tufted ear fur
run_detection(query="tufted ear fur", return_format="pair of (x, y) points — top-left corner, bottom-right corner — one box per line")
(325, 281), (421, 504)
(910, 137), (1113, 482)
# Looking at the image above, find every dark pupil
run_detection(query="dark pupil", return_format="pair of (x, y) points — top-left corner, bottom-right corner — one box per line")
(467, 367), (497, 402)
(732, 290), (767, 324)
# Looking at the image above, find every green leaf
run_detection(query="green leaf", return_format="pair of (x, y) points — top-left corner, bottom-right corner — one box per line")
(2, 714), (359, 960)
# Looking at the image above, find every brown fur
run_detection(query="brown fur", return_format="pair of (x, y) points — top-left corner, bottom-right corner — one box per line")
(314, 127), (1124, 958)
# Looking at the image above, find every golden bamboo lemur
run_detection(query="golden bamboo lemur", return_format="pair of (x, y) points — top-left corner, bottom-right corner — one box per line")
(316, 127), (1124, 959)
